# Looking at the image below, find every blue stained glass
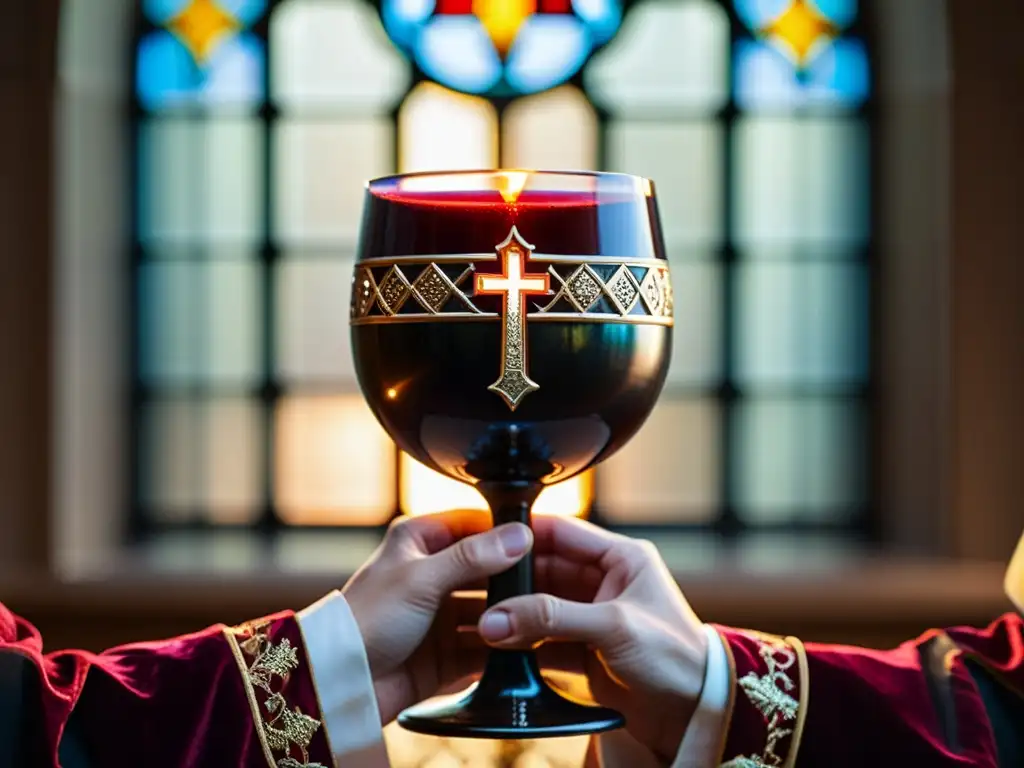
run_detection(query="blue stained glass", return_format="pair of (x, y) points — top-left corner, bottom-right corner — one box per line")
(734, 37), (869, 110)
(144, 0), (191, 24)
(571, 0), (622, 44)
(415, 17), (501, 95)
(144, 0), (267, 26)
(136, 30), (264, 110)
(218, 0), (269, 25)
(382, 0), (435, 49)
(734, 0), (856, 32)
(505, 16), (588, 94)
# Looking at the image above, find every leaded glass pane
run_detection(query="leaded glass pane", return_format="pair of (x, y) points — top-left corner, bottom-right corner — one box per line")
(274, 255), (357, 386)
(274, 395), (397, 525)
(273, 118), (393, 245)
(398, 82), (499, 172)
(502, 86), (598, 171)
(585, 0), (729, 114)
(138, 117), (264, 243)
(599, 399), (719, 523)
(138, 256), (262, 386)
(270, 0), (409, 112)
(731, 397), (866, 523)
(733, 116), (869, 247)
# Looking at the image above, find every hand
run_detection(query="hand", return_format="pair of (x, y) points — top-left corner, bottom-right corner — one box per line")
(342, 510), (532, 724)
(477, 515), (709, 763)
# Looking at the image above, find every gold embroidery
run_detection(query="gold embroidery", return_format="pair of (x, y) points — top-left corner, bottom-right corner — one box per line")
(728, 635), (801, 768)
(226, 622), (327, 768)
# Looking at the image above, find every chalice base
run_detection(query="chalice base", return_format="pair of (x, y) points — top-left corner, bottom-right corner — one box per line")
(397, 649), (624, 738)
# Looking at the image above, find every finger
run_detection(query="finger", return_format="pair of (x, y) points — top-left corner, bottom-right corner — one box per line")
(533, 555), (604, 603)
(530, 514), (628, 564)
(419, 523), (534, 596)
(479, 594), (621, 648)
(385, 510), (494, 556)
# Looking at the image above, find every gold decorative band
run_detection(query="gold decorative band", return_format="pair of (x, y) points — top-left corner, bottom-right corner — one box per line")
(349, 256), (674, 327)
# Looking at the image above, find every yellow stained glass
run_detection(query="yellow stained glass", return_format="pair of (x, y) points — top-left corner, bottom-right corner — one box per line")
(167, 0), (240, 63)
(759, 0), (839, 67)
(472, 0), (535, 55)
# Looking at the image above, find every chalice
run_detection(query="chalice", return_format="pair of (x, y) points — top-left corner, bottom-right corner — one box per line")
(350, 170), (673, 738)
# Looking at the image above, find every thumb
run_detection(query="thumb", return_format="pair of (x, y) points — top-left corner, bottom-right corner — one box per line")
(479, 594), (623, 648)
(420, 522), (533, 597)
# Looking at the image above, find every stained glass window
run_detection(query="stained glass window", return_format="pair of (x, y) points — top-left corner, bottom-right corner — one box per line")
(131, 0), (872, 535)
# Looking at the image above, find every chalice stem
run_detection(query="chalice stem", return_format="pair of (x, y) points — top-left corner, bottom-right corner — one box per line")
(478, 481), (541, 607)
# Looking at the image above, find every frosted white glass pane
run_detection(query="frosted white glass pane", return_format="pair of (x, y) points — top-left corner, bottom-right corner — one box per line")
(139, 257), (261, 385)
(270, 0), (408, 111)
(142, 397), (263, 522)
(733, 117), (869, 247)
(732, 398), (866, 523)
(502, 86), (597, 171)
(599, 399), (719, 523)
(275, 396), (396, 524)
(274, 118), (392, 245)
(275, 256), (356, 385)
(666, 260), (721, 387)
(398, 82), (498, 173)
(141, 398), (198, 520)
(202, 398), (263, 523)
(607, 120), (722, 247)
(139, 118), (263, 243)
(585, 0), (729, 114)
(734, 261), (868, 386)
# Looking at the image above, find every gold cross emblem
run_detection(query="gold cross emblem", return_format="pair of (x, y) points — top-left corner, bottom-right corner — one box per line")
(475, 226), (550, 410)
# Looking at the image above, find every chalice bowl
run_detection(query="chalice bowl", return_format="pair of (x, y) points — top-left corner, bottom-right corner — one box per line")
(350, 170), (673, 738)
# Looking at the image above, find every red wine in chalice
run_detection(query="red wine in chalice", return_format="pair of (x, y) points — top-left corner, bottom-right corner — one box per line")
(351, 171), (673, 738)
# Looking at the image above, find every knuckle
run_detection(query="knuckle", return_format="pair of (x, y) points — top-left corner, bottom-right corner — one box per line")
(537, 594), (560, 634)
(386, 515), (412, 542)
(453, 537), (484, 569)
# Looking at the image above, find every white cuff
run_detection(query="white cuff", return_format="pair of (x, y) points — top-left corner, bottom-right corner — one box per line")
(297, 591), (390, 768)
(671, 624), (731, 768)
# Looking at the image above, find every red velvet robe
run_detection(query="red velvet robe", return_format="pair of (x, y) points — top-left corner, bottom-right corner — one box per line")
(712, 613), (1024, 767)
(0, 602), (334, 767)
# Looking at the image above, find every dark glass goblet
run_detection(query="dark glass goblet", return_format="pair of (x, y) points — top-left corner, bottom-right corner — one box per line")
(350, 170), (673, 738)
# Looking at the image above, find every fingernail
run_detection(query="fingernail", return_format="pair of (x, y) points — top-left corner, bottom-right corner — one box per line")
(498, 524), (531, 557)
(480, 610), (512, 641)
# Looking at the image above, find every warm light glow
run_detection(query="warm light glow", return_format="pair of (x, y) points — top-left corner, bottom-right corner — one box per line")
(472, 0), (536, 55)
(167, 0), (240, 63)
(476, 249), (547, 298)
(497, 170), (531, 205)
(397, 83), (498, 173)
(386, 387), (398, 400)
(399, 453), (594, 517)
(759, 0), (839, 67)
(275, 396), (396, 525)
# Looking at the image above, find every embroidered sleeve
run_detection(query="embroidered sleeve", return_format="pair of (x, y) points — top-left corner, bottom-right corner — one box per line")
(225, 618), (334, 768)
(713, 628), (810, 768)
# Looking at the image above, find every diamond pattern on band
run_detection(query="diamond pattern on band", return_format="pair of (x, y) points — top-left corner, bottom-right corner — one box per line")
(351, 260), (672, 324)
